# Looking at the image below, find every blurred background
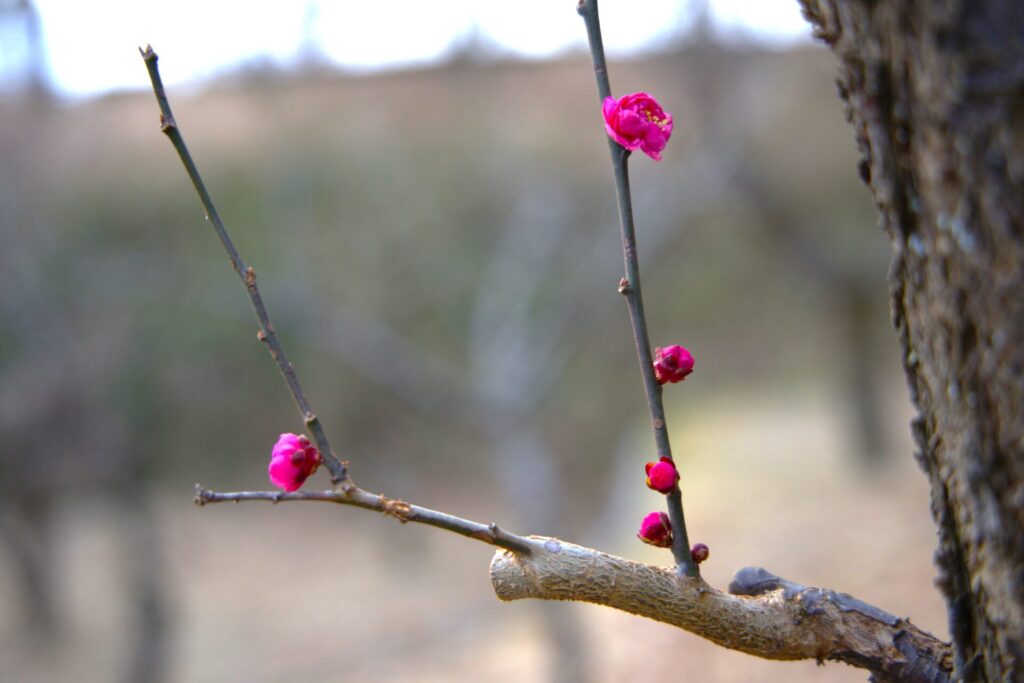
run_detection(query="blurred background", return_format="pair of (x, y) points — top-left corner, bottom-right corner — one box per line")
(0, 1), (947, 681)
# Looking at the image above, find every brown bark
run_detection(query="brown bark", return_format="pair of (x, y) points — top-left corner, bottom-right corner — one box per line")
(798, 1), (1024, 679)
(490, 537), (950, 681)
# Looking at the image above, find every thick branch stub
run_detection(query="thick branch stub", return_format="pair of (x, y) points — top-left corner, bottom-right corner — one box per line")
(490, 538), (951, 681)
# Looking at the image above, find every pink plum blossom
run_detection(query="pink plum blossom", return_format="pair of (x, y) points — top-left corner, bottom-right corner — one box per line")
(602, 92), (674, 160)
(653, 345), (694, 385)
(637, 511), (673, 548)
(645, 457), (680, 494)
(268, 433), (321, 492)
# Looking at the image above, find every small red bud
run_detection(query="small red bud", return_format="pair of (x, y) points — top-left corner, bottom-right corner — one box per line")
(644, 457), (679, 494)
(637, 511), (673, 548)
(690, 543), (710, 564)
(268, 433), (321, 492)
(653, 345), (694, 385)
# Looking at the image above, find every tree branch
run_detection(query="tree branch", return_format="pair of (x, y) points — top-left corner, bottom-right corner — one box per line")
(149, 30), (955, 682)
(194, 484), (533, 555)
(195, 483), (950, 680)
(491, 539), (952, 683)
(139, 45), (346, 485)
(577, 0), (695, 576)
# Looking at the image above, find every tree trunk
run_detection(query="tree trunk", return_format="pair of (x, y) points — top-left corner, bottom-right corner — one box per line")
(798, 1), (1024, 680)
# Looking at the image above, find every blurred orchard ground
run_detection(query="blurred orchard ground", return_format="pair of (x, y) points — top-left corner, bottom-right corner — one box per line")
(0, 26), (948, 683)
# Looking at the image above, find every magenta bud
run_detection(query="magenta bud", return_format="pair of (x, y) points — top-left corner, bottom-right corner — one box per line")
(268, 433), (321, 492)
(637, 511), (673, 548)
(653, 345), (695, 385)
(644, 457), (679, 494)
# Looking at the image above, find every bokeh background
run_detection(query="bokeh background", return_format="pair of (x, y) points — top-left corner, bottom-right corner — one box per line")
(0, 1), (948, 681)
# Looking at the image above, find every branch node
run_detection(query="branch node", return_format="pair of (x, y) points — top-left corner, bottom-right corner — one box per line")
(618, 277), (630, 294)
(330, 462), (354, 489)
(379, 495), (413, 523)
(159, 114), (176, 132)
(244, 266), (257, 288)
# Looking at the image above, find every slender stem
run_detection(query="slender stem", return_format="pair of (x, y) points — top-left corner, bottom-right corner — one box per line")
(139, 45), (346, 485)
(577, 0), (696, 576)
(194, 484), (533, 555)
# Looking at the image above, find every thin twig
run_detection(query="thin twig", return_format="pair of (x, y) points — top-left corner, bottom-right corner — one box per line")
(139, 45), (346, 485)
(577, 0), (696, 575)
(194, 484), (533, 555)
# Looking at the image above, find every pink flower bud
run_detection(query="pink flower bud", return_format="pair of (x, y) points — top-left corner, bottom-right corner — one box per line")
(691, 543), (710, 564)
(653, 345), (694, 385)
(268, 433), (321, 492)
(645, 457), (680, 494)
(637, 511), (673, 548)
(602, 92), (674, 161)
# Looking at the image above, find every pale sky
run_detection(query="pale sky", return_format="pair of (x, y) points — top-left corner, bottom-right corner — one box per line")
(1, 0), (812, 98)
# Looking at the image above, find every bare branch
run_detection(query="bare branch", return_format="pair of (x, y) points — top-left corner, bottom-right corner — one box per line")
(193, 484), (533, 555)
(491, 539), (952, 683)
(577, 0), (695, 575)
(196, 481), (951, 680)
(195, 476), (952, 681)
(138, 45), (346, 485)
(147, 31), (956, 683)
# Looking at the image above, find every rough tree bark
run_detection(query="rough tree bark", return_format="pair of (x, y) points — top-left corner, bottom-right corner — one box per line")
(798, 2), (1024, 680)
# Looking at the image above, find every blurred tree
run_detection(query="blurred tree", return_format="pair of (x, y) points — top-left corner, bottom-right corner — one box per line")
(0, 38), (169, 683)
(0, 0), (49, 101)
(800, 1), (1024, 679)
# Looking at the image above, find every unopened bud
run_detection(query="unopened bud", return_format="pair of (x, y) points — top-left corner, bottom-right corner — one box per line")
(690, 543), (710, 564)
(268, 433), (321, 492)
(637, 511), (673, 548)
(653, 345), (694, 385)
(644, 457), (679, 494)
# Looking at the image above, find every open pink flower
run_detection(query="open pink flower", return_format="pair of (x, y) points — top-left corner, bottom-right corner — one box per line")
(653, 345), (694, 385)
(602, 92), (673, 160)
(645, 457), (679, 494)
(268, 433), (321, 492)
(637, 511), (673, 548)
